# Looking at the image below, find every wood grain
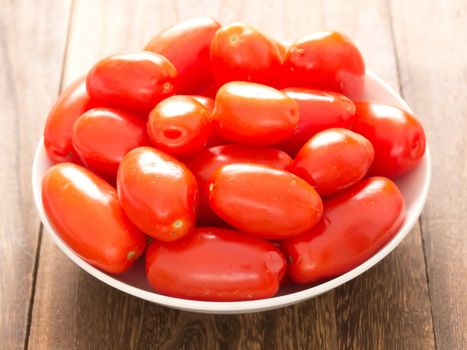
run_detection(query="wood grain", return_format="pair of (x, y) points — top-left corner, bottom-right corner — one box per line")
(0, 0), (71, 348)
(322, 1), (436, 349)
(391, 0), (467, 349)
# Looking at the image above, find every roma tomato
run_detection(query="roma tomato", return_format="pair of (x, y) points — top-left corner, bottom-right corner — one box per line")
(117, 147), (198, 241)
(44, 77), (95, 163)
(86, 52), (177, 112)
(144, 17), (220, 94)
(72, 108), (149, 179)
(185, 144), (292, 225)
(208, 164), (323, 239)
(281, 177), (405, 284)
(42, 163), (146, 274)
(213, 82), (299, 145)
(283, 31), (365, 99)
(147, 96), (213, 157)
(352, 102), (426, 178)
(278, 88), (356, 155)
(145, 227), (286, 301)
(288, 128), (374, 196)
(210, 22), (282, 86)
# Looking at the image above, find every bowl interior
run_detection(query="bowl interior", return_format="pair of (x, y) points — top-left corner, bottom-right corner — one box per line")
(32, 72), (431, 314)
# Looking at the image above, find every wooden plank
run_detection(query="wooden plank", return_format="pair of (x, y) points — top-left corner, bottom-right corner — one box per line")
(27, 0), (441, 348)
(321, 1), (436, 349)
(0, 0), (71, 348)
(391, 0), (467, 348)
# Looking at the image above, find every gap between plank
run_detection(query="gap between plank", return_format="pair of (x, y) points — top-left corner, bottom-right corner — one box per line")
(23, 225), (43, 350)
(23, 1), (76, 349)
(386, 0), (438, 349)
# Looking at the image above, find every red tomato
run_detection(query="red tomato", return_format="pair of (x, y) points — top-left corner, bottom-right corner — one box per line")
(278, 88), (356, 155)
(147, 96), (213, 157)
(210, 22), (282, 86)
(276, 40), (290, 63)
(352, 102), (426, 178)
(185, 144), (293, 225)
(72, 108), (149, 179)
(145, 227), (286, 301)
(144, 17), (220, 94)
(117, 147), (198, 241)
(196, 81), (220, 98)
(42, 163), (146, 274)
(283, 31), (365, 99)
(208, 164), (323, 239)
(213, 82), (299, 145)
(288, 128), (374, 196)
(281, 177), (405, 283)
(189, 95), (215, 113)
(44, 77), (95, 163)
(86, 52), (177, 112)
(189, 95), (228, 147)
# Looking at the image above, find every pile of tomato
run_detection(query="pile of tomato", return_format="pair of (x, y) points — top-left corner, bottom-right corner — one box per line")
(41, 17), (426, 301)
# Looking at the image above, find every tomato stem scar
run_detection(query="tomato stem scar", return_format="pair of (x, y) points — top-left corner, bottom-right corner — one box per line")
(162, 82), (173, 93)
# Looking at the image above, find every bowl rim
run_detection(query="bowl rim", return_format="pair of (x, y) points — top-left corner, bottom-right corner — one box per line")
(32, 71), (432, 314)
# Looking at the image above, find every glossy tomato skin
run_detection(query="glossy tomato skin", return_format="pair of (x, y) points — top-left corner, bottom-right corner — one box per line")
(72, 108), (148, 179)
(276, 40), (291, 63)
(147, 96), (213, 157)
(189, 95), (215, 113)
(208, 164), (323, 239)
(186, 144), (293, 225)
(213, 82), (299, 145)
(288, 128), (374, 196)
(44, 77), (95, 163)
(117, 147), (198, 241)
(189, 95), (228, 147)
(281, 177), (405, 284)
(86, 52), (177, 112)
(210, 22), (282, 87)
(278, 88), (356, 155)
(283, 31), (365, 99)
(352, 102), (426, 178)
(196, 81), (220, 99)
(145, 227), (286, 301)
(144, 17), (220, 94)
(42, 163), (146, 274)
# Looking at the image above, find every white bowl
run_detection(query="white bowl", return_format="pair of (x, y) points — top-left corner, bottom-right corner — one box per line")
(32, 71), (431, 314)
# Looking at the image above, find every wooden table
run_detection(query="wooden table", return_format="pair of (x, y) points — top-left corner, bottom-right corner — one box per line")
(1, 0), (466, 349)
